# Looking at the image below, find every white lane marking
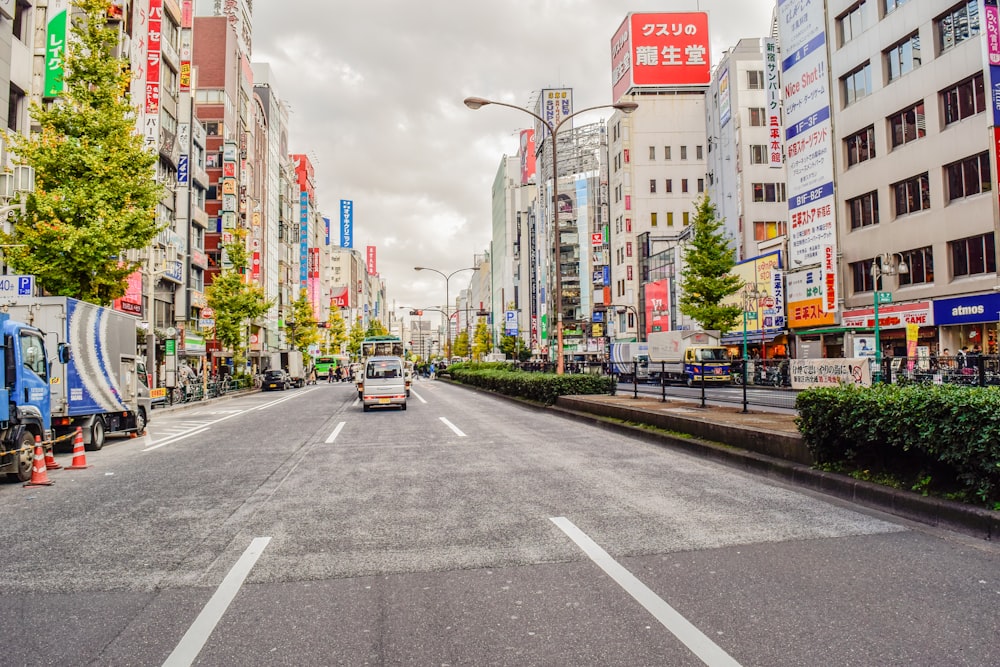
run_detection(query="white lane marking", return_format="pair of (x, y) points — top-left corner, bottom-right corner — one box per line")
(325, 421), (346, 443)
(550, 517), (742, 667)
(142, 428), (209, 452)
(253, 388), (316, 410)
(162, 537), (271, 667)
(410, 388), (427, 403)
(439, 417), (466, 437)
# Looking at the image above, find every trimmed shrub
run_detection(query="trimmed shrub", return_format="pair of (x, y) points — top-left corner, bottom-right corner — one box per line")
(447, 362), (614, 405)
(796, 384), (1000, 506)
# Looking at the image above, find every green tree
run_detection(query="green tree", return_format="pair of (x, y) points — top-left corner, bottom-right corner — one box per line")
(1, 0), (163, 303)
(285, 289), (318, 354)
(452, 330), (470, 359)
(206, 231), (272, 372)
(499, 334), (530, 361)
(678, 195), (743, 331)
(365, 319), (389, 337)
(325, 309), (347, 354)
(347, 319), (365, 358)
(472, 320), (492, 360)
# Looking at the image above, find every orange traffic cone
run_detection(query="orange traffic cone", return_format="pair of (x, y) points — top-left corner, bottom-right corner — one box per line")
(24, 436), (54, 487)
(64, 427), (91, 470)
(44, 440), (62, 470)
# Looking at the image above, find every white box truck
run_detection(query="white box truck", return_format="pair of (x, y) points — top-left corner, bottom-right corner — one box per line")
(609, 342), (650, 383)
(647, 330), (731, 385)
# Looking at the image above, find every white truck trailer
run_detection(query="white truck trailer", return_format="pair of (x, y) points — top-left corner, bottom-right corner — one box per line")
(609, 342), (651, 383)
(647, 330), (732, 385)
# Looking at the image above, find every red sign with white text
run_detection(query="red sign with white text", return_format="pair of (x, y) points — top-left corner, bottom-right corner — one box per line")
(611, 12), (711, 102)
(366, 245), (377, 275)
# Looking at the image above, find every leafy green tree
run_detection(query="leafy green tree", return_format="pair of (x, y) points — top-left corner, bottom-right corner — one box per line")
(206, 231), (272, 372)
(347, 319), (365, 358)
(678, 195), (743, 331)
(1, 0), (163, 303)
(452, 330), (470, 359)
(325, 309), (347, 354)
(365, 319), (388, 337)
(285, 289), (318, 354)
(472, 320), (492, 360)
(499, 334), (530, 361)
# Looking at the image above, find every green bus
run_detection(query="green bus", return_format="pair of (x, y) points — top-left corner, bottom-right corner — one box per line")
(314, 356), (338, 380)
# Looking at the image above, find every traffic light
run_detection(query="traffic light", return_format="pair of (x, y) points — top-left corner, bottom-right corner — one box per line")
(410, 309), (423, 316)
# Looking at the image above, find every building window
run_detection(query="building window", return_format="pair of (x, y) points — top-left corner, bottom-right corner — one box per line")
(845, 125), (876, 166)
(750, 145), (768, 164)
(892, 173), (930, 216)
(898, 246), (934, 286)
(649, 146), (656, 160)
(697, 178), (704, 193)
(7, 85), (24, 132)
(838, 1), (871, 46)
(666, 212), (674, 226)
(888, 101), (926, 148)
(885, 32), (921, 82)
(851, 259), (876, 293)
(754, 221), (787, 241)
(683, 212), (690, 225)
(749, 107), (766, 126)
(847, 191), (880, 229)
(650, 212), (657, 227)
(12, 0), (31, 42)
(665, 146), (672, 160)
(680, 145), (688, 160)
(696, 145), (703, 160)
(884, 0), (910, 14)
(626, 242), (633, 257)
(682, 179), (689, 193)
(747, 70), (764, 89)
(665, 179), (673, 193)
(842, 62), (872, 106)
(946, 152), (991, 201)
(938, 1), (981, 52)
(942, 73), (986, 125)
(951, 232), (996, 277)
(752, 182), (787, 202)
(650, 179), (657, 193)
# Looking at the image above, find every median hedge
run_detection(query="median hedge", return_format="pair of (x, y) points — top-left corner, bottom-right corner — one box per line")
(796, 384), (1000, 507)
(444, 362), (614, 405)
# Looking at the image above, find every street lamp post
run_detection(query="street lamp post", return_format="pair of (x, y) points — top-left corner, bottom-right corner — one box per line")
(870, 252), (908, 383)
(740, 282), (766, 413)
(464, 96), (638, 374)
(414, 266), (479, 361)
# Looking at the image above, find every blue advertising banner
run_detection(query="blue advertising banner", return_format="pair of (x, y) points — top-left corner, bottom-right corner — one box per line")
(933, 292), (1000, 325)
(177, 155), (189, 184)
(340, 199), (353, 248)
(323, 216), (331, 245)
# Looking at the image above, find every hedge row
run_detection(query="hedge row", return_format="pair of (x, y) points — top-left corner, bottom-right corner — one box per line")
(445, 362), (614, 405)
(795, 384), (1000, 506)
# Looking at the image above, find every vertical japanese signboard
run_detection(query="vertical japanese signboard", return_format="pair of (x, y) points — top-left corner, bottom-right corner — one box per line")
(339, 200), (353, 248)
(535, 89), (573, 148)
(143, 0), (163, 151)
(778, 0), (838, 324)
(764, 37), (783, 169)
(718, 68), (731, 126)
(300, 191), (309, 290)
(983, 1), (1000, 210)
(44, 0), (69, 97)
(179, 0), (193, 92)
(366, 245), (377, 275)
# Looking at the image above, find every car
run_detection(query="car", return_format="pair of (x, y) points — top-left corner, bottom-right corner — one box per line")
(262, 369), (289, 391)
(360, 356), (407, 412)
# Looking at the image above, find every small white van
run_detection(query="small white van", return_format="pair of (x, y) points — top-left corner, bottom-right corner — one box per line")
(360, 356), (407, 412)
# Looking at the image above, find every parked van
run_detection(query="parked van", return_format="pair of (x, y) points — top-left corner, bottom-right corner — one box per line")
(361, 356), (407, 412)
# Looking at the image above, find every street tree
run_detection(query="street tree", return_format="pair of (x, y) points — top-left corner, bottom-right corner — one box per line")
(499, 334), (529, 361)
(325, 309), (347, 354)
(347, 320), (365, 357)
(365, 320), (389, 337)
(285, 289), (318, 354)
(1, 0), (163, 304)
(678, 195), (743, 331)
(452, 330), (470, 359)
(472, 320), (492, 360)
(206, 231), (272, 373)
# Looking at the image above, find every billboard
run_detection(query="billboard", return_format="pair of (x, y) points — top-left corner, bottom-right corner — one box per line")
(519, 129), (536, 185)
(611, 12), (711, 102)
(722, 252), (787, 336)
(366, 245), (377, 275)
(718, 68), (731, 127)
(644, 279), (671, 336)
(331, 286), (350, 308)
(44, 0), (69, 97)
(535, 89), (573, 148)
(764, 37), (783, 169)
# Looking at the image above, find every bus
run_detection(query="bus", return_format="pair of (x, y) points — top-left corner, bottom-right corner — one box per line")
(313, 356), (338, 380)
(361, 335), (404, 359)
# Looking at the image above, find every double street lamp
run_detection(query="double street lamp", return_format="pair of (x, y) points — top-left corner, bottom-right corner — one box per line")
(870, 252), (908, 383)
(414, 266), (479, 360)
(464, 95), (638, 374)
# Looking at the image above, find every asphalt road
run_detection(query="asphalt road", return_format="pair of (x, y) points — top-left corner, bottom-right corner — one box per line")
(1, 378), (997, 666)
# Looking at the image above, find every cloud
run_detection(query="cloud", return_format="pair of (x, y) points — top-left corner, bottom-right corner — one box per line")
(249, 1), (775, 318)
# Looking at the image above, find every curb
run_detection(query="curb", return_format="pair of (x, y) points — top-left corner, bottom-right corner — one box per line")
(443, 380), (997, 541)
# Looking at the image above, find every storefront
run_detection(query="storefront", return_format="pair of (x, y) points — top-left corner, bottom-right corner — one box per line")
(841, 301), (936, 357)
(933, 293), (1000, 355)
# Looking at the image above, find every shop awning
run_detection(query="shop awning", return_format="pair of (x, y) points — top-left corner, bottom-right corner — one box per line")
(720, 330), (787, 345)
(792, 326), (874, 336)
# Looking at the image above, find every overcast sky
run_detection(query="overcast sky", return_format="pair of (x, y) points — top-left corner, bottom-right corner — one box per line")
(251, 1), (776, 322)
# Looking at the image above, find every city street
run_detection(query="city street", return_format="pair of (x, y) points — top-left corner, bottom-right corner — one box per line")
(1, 379), (997, 666)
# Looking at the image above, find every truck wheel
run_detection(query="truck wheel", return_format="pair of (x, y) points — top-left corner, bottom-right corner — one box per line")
(686, 376), (694, 387)
(6, 431), (35, 482)
(87, 419), (106, 451)
(401, 403), (407, 411)
(135, 409), (147, 436)
(363, 404), (370, 412)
